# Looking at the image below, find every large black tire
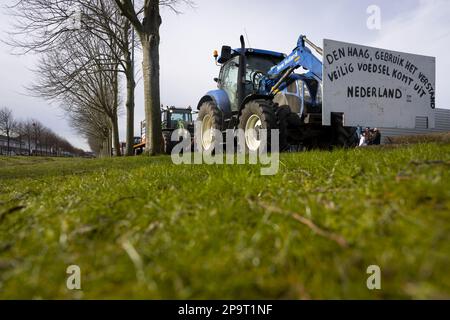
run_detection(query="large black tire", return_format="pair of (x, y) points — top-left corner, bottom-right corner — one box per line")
(197, 101), (223, 151)
(336, 126), (359, 147)
(331, 114), (359, 148)
(238, 99), (279, 152)
(275, 105), (292, 152)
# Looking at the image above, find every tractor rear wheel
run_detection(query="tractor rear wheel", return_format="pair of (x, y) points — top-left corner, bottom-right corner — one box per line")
(331, 113), (359, 148)
(336, 126), (359, 147)
(238, 99), (279, 152)
(275, 105), (291, 152)
(198, 101), (223, 151)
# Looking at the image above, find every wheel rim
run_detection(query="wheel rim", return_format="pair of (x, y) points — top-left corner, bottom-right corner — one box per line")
(245, 114), (262, 151)
(201, 114), (214, 150)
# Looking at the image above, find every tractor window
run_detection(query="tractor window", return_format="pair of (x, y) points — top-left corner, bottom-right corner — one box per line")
(220, 57), (239, 111)
(169, 112), (191, 128)
(245, 55), (282, 78)
(245, 55), (283, 84)
(171, 112), (191, 122)
(245, 55), (283, 95)
(219, 55), (282, 111)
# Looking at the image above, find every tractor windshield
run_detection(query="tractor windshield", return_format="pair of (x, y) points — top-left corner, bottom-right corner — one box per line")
(245, 55), (282, 80)
(218, 54), (283, 112)
(168, 111), (192, 129)
(245, 55), (283, 95)
(171, 111), (191, 123)
(247, 55), (281, 72)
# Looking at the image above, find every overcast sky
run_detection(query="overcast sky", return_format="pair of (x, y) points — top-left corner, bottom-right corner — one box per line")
(0, 0), (449, 150)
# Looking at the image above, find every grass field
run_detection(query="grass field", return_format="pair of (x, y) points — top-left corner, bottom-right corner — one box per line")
(0, 143), (449, 299)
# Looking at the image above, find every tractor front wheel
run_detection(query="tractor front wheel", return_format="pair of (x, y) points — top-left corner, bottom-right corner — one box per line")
(238, 100), (279, 152)
(198, 101), (223, 151)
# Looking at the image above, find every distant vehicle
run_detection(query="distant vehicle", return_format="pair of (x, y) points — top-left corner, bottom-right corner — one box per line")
(133, 135), (145, 155)
(133, 106), (195, 155)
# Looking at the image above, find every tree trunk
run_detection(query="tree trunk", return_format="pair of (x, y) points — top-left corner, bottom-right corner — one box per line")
(111, 115), (121, 157)
(100, 129), (112, 158)
(112, 64), (121, 156)
(125, 52), (135, 156)
(123, 19), (135, 157)
(102, 138), (107, 158)
(108, 128), (113, 157)
(140, 2), (162, 156)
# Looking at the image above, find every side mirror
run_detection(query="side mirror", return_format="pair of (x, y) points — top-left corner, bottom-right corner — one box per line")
(219, 45), (232, 63)
(214, 77), (220, 83)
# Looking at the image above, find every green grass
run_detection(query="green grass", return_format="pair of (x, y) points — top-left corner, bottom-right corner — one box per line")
(0, 144), (449, 299)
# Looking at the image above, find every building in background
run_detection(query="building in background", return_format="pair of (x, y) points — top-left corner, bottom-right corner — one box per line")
(380, 108), (450, 143)
(0, 135), (35, 156)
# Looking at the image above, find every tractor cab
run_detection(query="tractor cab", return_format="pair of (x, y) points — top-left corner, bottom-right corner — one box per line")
(162, 106), (194, 130)
(215, 47), (285, 112)
(133, 106), (195, 155)
(133, 136), (142, 145)
(213, 46), (321, 116)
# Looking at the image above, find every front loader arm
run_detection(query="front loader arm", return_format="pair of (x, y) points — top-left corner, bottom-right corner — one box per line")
(264, 35), (323, 95)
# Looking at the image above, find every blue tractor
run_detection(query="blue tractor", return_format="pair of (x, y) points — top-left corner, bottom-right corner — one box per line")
(197, 35), (358, 151)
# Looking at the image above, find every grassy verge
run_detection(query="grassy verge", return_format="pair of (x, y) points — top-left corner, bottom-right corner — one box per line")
(0, 143), (449, 299)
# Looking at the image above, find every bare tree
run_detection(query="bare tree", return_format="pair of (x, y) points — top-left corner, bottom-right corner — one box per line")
(29, 30), (123, 156)
(31, 120), (45, 155)
(22, 119), (36, 155)
(0, 107), (18, 155)
(0, 106), (83, 157)
(41, 127), (53, 155)
(64, 80), (114, 157)
(6, 0), (193, 156)
(15, 121), (25, 154)
(81, 0), (138, 155)
(5, 0), (136, 155)
(113, 0), (192, 155)
(69, 106), (112, 157)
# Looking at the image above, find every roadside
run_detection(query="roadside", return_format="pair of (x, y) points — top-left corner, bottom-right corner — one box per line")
(0, 143), (449, 299)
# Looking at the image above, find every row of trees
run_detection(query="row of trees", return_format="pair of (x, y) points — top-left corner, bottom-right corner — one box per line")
(6, 0), (190, 157)
(0, 107), (82, 156)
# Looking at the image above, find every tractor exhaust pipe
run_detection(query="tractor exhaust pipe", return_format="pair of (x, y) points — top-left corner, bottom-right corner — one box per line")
(237, 35), (246, 109)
